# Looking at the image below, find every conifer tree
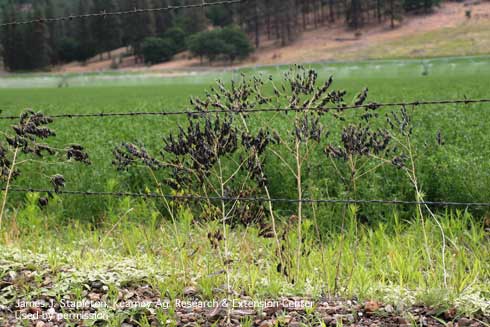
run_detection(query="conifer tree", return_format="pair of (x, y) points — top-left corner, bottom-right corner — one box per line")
(91, 0), (122, 59)
(76, 0), (96, 62)
(28, 4), (52, 69)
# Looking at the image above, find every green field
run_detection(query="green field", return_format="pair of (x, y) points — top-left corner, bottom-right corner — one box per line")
(1, 56), (490, 220)
(1, 57), (490, 325)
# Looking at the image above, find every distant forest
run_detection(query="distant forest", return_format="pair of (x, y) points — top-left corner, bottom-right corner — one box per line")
(0, 0), (442, 71)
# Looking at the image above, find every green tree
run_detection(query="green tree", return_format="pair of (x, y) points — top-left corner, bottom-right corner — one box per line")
(188, 27), (253, 64)
(0, 2), (24, 71)
(404, 0), (441, 12)
(220, 26), (253, 62)
(58, 37), (80, 62)
(187, 30), (225, 63)
(175, 0), (207, 35)
(91, 0), (122, 59)
(75, 0), (96, 62)
(163, 27), (186, 52)
(120, 0), (156, 56)
(206, 4), (234, 27)
(43, 0), (59, 64)
(28, 4), (52, 69)
(187, 32), (207, 63)
(152, 0), (174, 36)
(386, 0), (404, 28)
(140, 36), (176, 64)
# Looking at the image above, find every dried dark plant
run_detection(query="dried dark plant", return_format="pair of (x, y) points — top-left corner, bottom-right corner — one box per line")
(264, 66), (350, 282)
(188, 66), (378, 286)
(114, 66), (443, 293)
(113, 112), (273, 324)
(0, 110), (90, 228)
(324, 116), (397, 293)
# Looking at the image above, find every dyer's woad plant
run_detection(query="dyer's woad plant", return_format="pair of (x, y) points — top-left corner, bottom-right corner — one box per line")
(112, 66), (413, 285)
(0, 110), (90, 228)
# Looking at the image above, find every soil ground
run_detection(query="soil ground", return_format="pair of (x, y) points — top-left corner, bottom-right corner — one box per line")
(3, 271), (490, 327)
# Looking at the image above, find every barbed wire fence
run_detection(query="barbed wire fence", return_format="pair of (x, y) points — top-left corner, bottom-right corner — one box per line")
(0, 0), (489, 210)
(1, 98), (489, 120)
(1, 97), (490, 208)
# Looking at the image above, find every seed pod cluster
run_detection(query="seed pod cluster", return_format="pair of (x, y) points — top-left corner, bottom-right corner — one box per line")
(67, 144), (91, 165)
(354, 88), (369, 106)
(229, 189), (266, 227)
(325, 124), (392, 160)
(51, 174), (65, 193)
(163, 115), (238, 174)
(6, 111), (57, 158)
(242, 128), (279, 187)
(166, 165), (192, 191)
(113, 143), (163, 171)
(0, 111), (90, 196)
(13, 110), (55, 139)
(386, 107), (413, 136)
(287, 66), (319, 95)
(281, 66), (348, 116)
(38, 196), (49, 207)
(392, 155), (408, 169)
(208, 229), (224, 249)
(0, 144), (18, 180)
(241, 128), (273, 156)
(190, 74), (272, 115)
(294, 115), (324, 143)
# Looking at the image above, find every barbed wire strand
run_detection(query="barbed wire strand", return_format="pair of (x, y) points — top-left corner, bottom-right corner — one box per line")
(0, 0), (243, 28)
(1, 98), (489, 121)
(4, 187), (490, 207)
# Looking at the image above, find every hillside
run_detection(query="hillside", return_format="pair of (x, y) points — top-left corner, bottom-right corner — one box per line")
(58, 1), (490, 74)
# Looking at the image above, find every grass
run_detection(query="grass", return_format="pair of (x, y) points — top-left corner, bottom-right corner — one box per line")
(0, 57), (490, 324)
(352, 20), (490, 60)
(1, 197), (489, 324)
(0, 56), (489, 221)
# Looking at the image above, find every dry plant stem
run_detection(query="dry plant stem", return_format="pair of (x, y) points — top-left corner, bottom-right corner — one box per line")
(224, 169), (252, 220)
(333, 155), (357, 295)
(0, 147), (19, 231)
(405, 133), (447, 286)
(311, 200), (330, 295)
(406, 140), (433, 267)
(237, 114), (282, 264)
(147, 168), (187, 281)
(101, 208), (134, 245)
(343, 156), (360, 293)
(378, 133), (433, 270)
(268, 148), (297, 177)
(333, 203), (347, 295)
(217, 158), (232, 324)
(295, 137), (303, 280)
(423, 203), (448, 288)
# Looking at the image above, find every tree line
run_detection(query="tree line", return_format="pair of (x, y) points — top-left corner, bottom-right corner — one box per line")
(0, 0), (442, 71)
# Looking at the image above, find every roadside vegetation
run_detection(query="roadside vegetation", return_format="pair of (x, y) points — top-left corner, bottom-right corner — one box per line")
(0, 58), (489, 325)
(1, 205), (489, 325)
